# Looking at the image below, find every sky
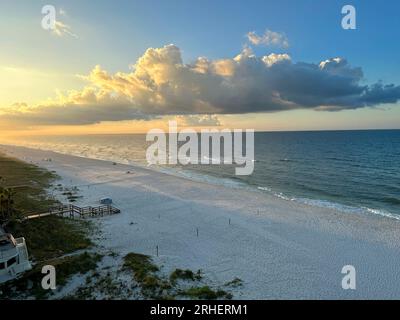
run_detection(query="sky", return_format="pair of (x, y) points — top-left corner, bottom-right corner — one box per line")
(0, 0), (399, 137)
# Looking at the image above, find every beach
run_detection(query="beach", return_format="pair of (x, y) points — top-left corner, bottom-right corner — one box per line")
(1, 144), (400, 299)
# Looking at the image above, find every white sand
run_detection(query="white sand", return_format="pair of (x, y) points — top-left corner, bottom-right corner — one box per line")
(2, 144), (400, 299)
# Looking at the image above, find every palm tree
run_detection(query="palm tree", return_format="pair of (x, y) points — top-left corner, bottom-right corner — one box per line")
(0, 187), (16, 223)
(0, 187), (6, 222)
(5, 188), (15, 217)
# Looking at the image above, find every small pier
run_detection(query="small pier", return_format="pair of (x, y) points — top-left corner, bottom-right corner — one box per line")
(23, 204), (121, 221)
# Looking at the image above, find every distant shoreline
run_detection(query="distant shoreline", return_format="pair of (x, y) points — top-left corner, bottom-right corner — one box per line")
(2, 128), (400, 139)
(1, 137), (398, 223)
(2, 144), (400, 299)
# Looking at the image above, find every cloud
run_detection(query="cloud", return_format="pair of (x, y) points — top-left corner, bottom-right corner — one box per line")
(2, 44), (400, 126)
(53, 21), (78, 38)
(176, 115), (221, 127)
(0, 87), (151, 126)
(246, 30), (289, 48)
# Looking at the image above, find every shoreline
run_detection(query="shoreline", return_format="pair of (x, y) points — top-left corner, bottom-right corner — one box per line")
(2, 141), (397, 222)
(2, 144), (400, 299)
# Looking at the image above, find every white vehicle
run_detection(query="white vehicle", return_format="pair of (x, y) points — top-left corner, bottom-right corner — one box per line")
(0, 228), (32, 284)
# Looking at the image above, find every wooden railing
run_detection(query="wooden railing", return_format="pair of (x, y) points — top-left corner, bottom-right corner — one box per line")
(23, 204), (121, 221)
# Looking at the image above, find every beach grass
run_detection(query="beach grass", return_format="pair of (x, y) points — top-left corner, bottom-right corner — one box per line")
(0, 153), (96, 298)
(178, 286), (232, 300)
(0, 153), (93, 262)
(224, 277), (243, 288)
(0, 153), (59, 214)
(123, 252), (170, 298)
(123, 252), (232, 300)
(8, 216), (93, 262)
(170, 268), (202, 285)
(123, 252), (160, 282)
(0, 252), (102, 299)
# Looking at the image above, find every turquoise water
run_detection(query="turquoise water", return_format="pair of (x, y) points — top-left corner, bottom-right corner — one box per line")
(7, 130), (400, 218)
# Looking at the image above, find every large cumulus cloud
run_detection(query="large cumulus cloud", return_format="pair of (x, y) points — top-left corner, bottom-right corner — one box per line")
(2, 44), (400, 126)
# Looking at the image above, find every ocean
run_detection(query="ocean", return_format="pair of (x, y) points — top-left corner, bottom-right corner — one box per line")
(5, 130), (400, 219)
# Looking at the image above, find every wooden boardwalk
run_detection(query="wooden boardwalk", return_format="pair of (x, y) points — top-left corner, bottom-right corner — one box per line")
(24, 204), (121, 221)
